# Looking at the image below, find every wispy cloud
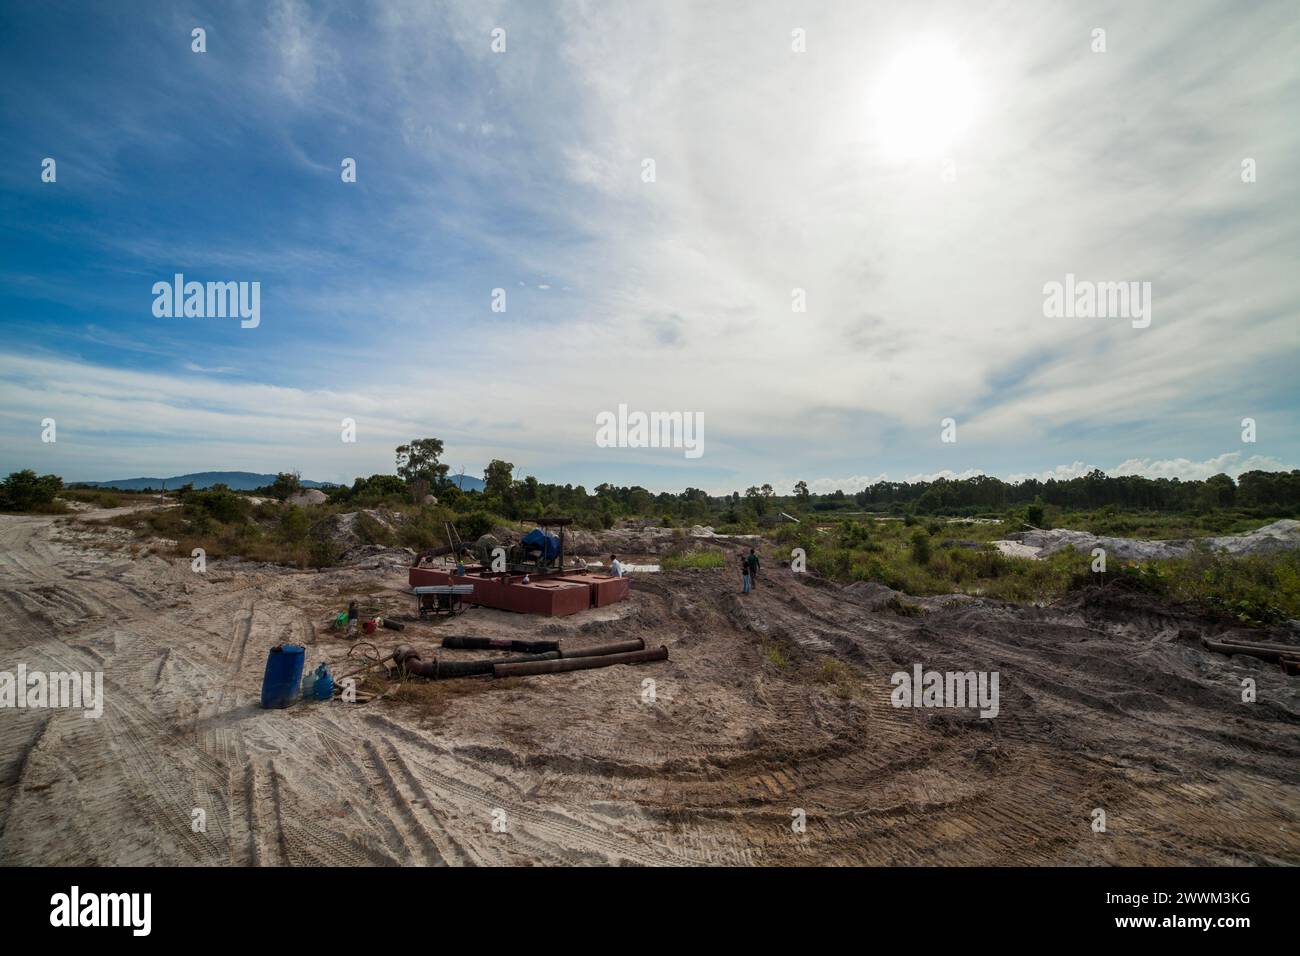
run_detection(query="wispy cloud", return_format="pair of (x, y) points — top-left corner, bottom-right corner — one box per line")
(0, 1), (1295, 490)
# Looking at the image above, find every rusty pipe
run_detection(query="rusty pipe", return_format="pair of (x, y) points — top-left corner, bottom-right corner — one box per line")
(1201, 638), (1299, 664)
(1204, 637), (1297, 654)
(393, 645), (561, 679)
(493, 645), (668, 678)
(394, 639), (650, 680)
(559, 638), (644, 658)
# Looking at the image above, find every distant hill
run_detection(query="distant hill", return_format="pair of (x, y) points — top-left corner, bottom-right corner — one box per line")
(77, 470), (487, 493)
(79, 472), (339, 491)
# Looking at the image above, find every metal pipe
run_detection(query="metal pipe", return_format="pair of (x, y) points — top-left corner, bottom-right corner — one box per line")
(1204, 637), (1297, 654)
(559, 638), (645, 658)
(430, 651), (562, 677)
(493, 645), (668, 678)
(394, 639), (650, 680)
(1201, 638), (1299, 664)
(393, 645), (565, 679)
(411, 543), (472, 567)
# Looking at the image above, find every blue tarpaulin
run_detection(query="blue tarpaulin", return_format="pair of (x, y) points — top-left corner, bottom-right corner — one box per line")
(521, 528), (561, 560)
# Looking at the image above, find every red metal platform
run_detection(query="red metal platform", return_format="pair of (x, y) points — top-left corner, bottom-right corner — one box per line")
(409, 565), (630, 617)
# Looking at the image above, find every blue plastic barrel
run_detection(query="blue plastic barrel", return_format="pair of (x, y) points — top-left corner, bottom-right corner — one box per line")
(260, 643), (305, 709)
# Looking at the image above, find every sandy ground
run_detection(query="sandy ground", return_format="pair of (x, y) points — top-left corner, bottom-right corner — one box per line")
(1, 505), (1297, 866)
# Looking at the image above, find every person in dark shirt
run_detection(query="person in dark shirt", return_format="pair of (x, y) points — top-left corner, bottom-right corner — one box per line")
(746, 548), (760, 587)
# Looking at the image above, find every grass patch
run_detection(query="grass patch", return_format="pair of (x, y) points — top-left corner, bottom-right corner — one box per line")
(814, 657), (859, 698)
(661, 550), (726, 570)
(763, 642), (791, 669)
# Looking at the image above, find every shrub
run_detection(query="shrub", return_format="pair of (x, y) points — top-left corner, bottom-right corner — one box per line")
(456, 510), (496, 541)
(910, 528), (932, 565)
(0, 470), (64, 512)
(280, 505), (310, 542)
(822, 548), (852, 579)
(183, 485), (249, 524)
(1165, 550), (1298, 626)
(836, 521), (872, 549)
(355, 511), (397, 546)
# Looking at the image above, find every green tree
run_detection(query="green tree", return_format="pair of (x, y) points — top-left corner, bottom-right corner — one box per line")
(395, 439), (449, 487)
(269, 471), (301, 501)
(1201, 473), (1236, 509)
(347, 474), (407, 502)
(484, 459), (515, 498)
(1026, 499), (1045, 527)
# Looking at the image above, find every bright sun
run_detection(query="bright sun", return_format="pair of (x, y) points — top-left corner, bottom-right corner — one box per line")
(870, 40), (978, 162)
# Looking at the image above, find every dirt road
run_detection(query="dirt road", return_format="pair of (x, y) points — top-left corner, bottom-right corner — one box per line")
(1, 507), (1296, 865)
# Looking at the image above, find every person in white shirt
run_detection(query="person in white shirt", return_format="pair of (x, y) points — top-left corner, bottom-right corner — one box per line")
(608, 554), (624, 578)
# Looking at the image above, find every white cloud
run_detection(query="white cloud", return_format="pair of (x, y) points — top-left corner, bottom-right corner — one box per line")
(3, 2), (1296, 492)
(1109, 453), (1290, 481)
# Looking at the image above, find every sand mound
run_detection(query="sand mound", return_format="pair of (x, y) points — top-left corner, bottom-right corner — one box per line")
(286, 489), (328, 506)
(993, 519), (1300, 561)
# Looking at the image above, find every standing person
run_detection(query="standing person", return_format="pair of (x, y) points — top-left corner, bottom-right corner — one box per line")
(741, 554), (751, 594)
(608, 554), (624, 578)
(746, 548), (760, 587)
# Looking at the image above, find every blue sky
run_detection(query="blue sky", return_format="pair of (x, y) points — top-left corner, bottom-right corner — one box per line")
(1, 0), (1296, 494)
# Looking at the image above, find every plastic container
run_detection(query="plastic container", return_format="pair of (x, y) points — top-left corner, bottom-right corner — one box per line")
(312, 664), (334, 701)
(260, 643), (305, 709)
(301, 663), (334, 702)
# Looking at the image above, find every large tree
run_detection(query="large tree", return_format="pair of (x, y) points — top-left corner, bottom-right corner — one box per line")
(395, 439), (449, 487)
(483, 459), (515, 499)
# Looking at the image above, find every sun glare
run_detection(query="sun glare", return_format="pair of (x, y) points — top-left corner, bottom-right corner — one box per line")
(870, 39), (979, 162)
